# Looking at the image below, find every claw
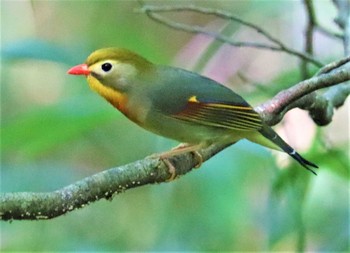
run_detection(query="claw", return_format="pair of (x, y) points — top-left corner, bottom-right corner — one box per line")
(162, 158), (177, 181)
(193, 151), (203, 169)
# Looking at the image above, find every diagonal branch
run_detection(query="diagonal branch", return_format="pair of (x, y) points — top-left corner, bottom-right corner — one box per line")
(1, 57), (349, 221)
(256, 56), (350, 125)
(0, 141), (231, 221)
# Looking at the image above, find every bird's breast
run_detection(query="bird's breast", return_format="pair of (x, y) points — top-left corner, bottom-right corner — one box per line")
(87, 75), (134, 119)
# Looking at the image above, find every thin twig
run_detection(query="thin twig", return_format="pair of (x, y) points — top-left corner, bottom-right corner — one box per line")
(139, 4), (323, 67)
(315, 25), (343, 40)
(146, 12), (275, 50)
(316, 55), (350, 75)
(332, 0), (350, 55)
(302, 0), (316, 78)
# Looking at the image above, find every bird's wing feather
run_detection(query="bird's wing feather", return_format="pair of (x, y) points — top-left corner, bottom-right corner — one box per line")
(171, 96), (262, 131)
(148, 66), (263, 131)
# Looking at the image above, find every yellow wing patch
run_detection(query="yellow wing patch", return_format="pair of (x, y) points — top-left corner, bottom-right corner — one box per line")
(188, 95), (199, 103)
(173, 96), (263, 131)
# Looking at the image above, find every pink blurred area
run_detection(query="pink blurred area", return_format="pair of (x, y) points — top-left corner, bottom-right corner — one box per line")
(174, 10), (342, 86)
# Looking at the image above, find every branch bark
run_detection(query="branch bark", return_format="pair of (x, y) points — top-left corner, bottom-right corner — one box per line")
(256, 57), (350, 125)
(0, 141), (231, 221)
(1, 56), (349, 221)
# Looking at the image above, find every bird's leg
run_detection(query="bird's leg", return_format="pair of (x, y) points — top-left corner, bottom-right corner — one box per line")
(157, 143), (203, 158)
(171, 143), (191, 150)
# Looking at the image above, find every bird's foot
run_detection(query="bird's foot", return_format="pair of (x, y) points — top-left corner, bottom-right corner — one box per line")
(148, 143), (205, 181)
(157, 143), (204, 168)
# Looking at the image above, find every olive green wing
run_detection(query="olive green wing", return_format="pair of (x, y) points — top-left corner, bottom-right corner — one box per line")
(147, 66), (263, 132)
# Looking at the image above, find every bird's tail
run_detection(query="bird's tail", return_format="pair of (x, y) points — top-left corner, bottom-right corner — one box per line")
(249, 125), (318, 175)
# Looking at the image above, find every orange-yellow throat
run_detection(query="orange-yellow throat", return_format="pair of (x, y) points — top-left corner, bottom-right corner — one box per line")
(87, 75), (128, 114)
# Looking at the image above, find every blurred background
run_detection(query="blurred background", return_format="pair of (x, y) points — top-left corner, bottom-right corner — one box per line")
(1, 0), (348, 251)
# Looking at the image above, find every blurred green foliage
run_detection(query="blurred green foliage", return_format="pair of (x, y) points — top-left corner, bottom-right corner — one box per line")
(1, 0), (348, 252)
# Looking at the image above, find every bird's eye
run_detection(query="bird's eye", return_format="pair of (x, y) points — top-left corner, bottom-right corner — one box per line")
(101, 62), (112, 72)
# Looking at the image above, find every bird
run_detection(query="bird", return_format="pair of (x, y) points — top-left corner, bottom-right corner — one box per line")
(67, 47), (318, 175)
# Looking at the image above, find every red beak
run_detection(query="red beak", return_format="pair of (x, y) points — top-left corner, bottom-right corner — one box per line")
(67, 64), (90, 76)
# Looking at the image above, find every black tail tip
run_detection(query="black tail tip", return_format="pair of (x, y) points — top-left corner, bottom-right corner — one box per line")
(306, 166), (318, 176)
(290, 151), (318, 175)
